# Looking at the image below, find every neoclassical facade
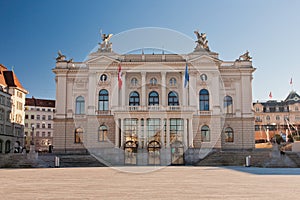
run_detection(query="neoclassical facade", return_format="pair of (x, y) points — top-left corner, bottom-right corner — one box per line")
(53, 31), (255, 165)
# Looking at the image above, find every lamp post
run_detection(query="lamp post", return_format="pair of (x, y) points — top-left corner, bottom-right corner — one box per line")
(30, 124), (35, 152)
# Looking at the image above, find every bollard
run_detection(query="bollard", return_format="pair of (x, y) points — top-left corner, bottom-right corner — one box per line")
(55, 156), (60, 168)
(245, 155), (251, 167)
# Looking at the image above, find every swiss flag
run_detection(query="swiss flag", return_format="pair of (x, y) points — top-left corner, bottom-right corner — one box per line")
(118, 64), (122, 89)
(269, 92), (272, 99)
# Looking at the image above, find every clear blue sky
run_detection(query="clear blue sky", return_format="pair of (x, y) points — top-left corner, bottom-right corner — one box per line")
(0, 0), (299, 101)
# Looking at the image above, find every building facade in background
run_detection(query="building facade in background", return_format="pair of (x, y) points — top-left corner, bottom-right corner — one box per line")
(53, 30), (255, 165)
(0, 64), (28, 153)
(253, 91), (300, 142)
(24, 97), (55, 152)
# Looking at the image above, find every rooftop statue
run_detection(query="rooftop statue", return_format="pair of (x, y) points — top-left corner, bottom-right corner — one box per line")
(56, 50), (66, 62)
(237, 51), (252, 61)
(99, 32), (113, 52)
(194, 30), (210, 51)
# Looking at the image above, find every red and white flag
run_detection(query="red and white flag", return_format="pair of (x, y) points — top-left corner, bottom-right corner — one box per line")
(118, 63), (122, 89)
(269, 92), (272, 99)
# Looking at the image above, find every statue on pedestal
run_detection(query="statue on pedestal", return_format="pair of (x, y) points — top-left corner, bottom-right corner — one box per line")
(237, 51), (252, 61)
(194, 30), (210, 51)
(99, 32), (113, 52)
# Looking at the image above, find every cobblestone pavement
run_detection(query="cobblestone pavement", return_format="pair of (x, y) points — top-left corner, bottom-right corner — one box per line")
(1, 166), (300, 200)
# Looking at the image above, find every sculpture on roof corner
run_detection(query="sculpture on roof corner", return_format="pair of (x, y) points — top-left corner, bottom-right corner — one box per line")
(194, 30), (210, 52)
(99, 32), (113, 52)
(237, 51), (252, 61)
(56, 50), (66, 62)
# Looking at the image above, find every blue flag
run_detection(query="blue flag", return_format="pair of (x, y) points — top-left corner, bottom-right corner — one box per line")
(184, 63), (189, 88)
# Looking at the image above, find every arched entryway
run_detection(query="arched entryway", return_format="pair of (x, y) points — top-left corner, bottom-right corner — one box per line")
(148, 140), (161, 165)
(124, 140), (138, 165)
(171, 140), (184, 165)
(5, 140), (11, 153)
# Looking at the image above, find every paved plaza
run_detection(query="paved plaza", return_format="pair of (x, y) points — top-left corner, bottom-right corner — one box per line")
(1, 166), (300, 200)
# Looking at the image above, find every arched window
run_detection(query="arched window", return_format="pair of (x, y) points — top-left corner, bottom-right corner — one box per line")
(99, 125), (108, 141)
(201, 125), (210, 142)
(131, 78), (138, 86)
(150, 78), (157, 85)
(98, 89), (109, 111)
(5, 140), (10, 153)
(224, 127), (234, 143)
(0, 139), (3, 153)
(199, 89), (209, 111)
(168, 91), (179, 106)
(224, 96), (233, 113)
(75, 128), (83, 143)
(266, 115), (270, 120)
(129, 91), (140, 106)
(148, 91), (159, 105)
(75, 96), (85, 114)
(169, 78), (177, 86)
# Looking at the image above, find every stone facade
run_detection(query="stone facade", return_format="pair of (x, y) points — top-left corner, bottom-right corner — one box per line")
(53, 31), (255, 165)
(0, 64), (28, 154)
(253, 91), (300, 142)
(24, 98), (55, 152)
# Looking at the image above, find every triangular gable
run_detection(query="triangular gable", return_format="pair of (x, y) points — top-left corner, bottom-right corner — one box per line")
(188, 54), (221, 66)
(86, 55), (119, 65)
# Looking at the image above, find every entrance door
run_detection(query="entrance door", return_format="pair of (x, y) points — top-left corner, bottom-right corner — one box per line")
(124, 140), (138, 165)
(171, 140), (184, 165)
(148, 140), (161, 165)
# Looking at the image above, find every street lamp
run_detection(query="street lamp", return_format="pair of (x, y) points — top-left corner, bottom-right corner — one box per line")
(31, 124), (35, 146)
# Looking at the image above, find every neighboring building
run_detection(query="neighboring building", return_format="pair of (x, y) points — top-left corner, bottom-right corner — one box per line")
(53, 30), (255, 165)
(253, 91), (300, 142)
(0, 64), (28, 153)
(24, 97), (55, 152)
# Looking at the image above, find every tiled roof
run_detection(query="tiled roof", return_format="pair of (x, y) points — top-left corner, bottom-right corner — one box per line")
(25, 97), (55, 108)
(0, 64), (27, 92)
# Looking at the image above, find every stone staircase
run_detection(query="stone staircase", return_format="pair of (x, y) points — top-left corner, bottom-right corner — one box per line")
(195, 149), (272, 167)
(0, 154), (38, 168)
(56, 154), (106, 167)
(285, 152), (300, 167)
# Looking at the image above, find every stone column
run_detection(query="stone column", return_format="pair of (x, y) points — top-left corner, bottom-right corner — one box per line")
(182, 72), (187, 106)
(115, 119), (119, 147)
(144, 118), (147, 146)
(66, 78), (74, 118)
(160, 118), (165, 148)
(166, 118), (170, 148)
(141, 72), (146, 107)
(88, 72), (97, 115)
(188, 118), (193, 147)
(121, 72), (126, 106)
(183, 118), (188, 148)
(120, 118), (124, 148)
(189, 72), (197, 108)
(111, 72), (119, 108)
(138, 118), (142, 149)
(161, 71), (166, 106)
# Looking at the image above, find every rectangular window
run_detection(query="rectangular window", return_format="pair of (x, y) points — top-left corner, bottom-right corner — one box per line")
(47, 124), (51, 129)
(147, 119), (161, 143)
(124, 119), (138, 142)
(42, 115), (46, 120)
(48, 115), (52, 120)
(31, 115), (34, 120)
(25, 115), (28, 119)
(37, 115), (40, 120)
(36, 123), (40, 129)
(169, 119), (183, 143)
(42, 123), (46, 128)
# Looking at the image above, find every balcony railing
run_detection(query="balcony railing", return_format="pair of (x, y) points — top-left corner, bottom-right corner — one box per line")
(198, 110), (212, 115)
(95, 110), (111, 115)
(112, 106), (196, 112)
